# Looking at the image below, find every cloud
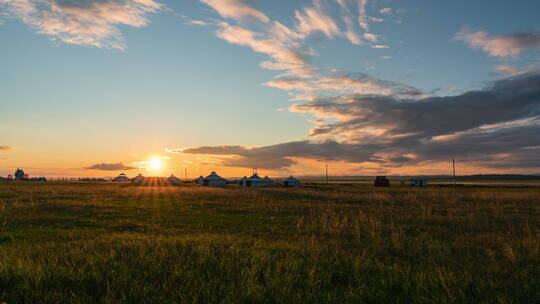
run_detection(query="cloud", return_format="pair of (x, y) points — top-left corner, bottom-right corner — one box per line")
(0, 145), (12, 151)
(494, 64), (537, 77)
(357, 0), (368, 31)
(185, 19), (208, 26)
(216, 22), (307, 65)
(294, 3), (341, 39)
(183, 73), (540, 171)
(200, 0), (269, 23)
(456, 28), (540, 57)
(181, 140), (377, 169)
(84, 162), (137, 170)
(0, 0), (162, 49)
(379, 7), (391, 15)
(293, 73), (540, 141)
(265, 71), (422, 101)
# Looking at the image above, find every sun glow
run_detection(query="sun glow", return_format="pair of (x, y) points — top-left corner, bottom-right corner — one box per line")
(150, 158), (162, 170)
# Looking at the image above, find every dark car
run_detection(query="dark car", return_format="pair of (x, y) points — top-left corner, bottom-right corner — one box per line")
(374, 176), (390, 187)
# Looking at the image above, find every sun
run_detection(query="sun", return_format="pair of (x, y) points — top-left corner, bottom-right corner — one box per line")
(150, 158), (162, 170)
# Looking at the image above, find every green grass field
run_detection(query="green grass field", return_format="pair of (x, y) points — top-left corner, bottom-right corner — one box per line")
(1, 181), (539, 303)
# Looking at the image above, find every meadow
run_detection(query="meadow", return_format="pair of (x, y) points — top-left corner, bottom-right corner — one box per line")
(0, 180), (539, 303)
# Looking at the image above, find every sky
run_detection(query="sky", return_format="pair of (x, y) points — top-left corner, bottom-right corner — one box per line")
(1, 0), (540, 178)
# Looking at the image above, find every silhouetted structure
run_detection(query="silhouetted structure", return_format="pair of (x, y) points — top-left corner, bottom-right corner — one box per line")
(193, 176), (203, 184)
(132, 174), (145, 185)
(374, 176), (390, 187)
(410, 178), (427, 187)
(238, 176), (248, 186)
(112, 173), (130, 182)
(283, 176), (301, 187)
(201, 171), (227, 187)
(14, 168), (25, 181)
(167, 174), (181, 185)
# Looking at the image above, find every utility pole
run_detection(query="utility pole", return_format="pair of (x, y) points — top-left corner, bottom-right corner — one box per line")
(185, 168), (187, 181)
(325, 163), (328, 185)
(452, 158), (456, 188)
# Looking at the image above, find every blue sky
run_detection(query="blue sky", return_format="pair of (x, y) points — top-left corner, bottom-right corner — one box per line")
(1, 0), (539, 177)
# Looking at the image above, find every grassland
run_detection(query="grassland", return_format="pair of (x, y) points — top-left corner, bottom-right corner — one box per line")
(0, 181), (539, 303)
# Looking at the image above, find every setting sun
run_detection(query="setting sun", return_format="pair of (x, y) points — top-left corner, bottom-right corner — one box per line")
(150, 158), (162, 170)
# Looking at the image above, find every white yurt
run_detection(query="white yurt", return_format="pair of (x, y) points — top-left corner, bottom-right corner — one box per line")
(168, 174), (181, 185)
(262, 176), (274, 187)
(202, 171), (227, 187)
(131, 174), (145, 185)
(244, 173), (272, 187)
(238, 176), (248, 186)
(112, 173), (131, 182)
(283, 176), (301, 187)
(193, 176), (204, 184)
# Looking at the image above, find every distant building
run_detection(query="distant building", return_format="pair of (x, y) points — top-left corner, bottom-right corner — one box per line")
(167, 174), (181, 185)
(241, 173), (274, 187)
(262, 176), (274, 187)
(193, 176), (204, 184)
(112, 173), (131, 182)
(201, 171), (227, 187)
(238, 176), (248, 186)
(410, 178), (427, 187)
(283, 176), (301, 187)
(14, 168), (26, 181)
(132, 174), (145, 185)
(374, 176), (390, 187)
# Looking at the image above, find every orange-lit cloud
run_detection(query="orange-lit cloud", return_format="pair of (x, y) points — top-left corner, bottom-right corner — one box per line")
(200, 0), (269, 23)
(456, 28), (540, 57)
(0, 0), (162, 49)
(85, 162), (138, 170)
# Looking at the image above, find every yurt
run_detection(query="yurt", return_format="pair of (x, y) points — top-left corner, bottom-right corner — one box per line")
(244, 173), (262, 187)
(167, 174), (181, 185)
(131, 174), (145, 185)
(112, 173), (131, 182)
(14, 168), (25, 181)
(283, 176), (301, 187)
(262, 176), (274, 187)
(201, 171), (227, 187)
(193, 176), (204, 184)
(238, 176), (248, 186)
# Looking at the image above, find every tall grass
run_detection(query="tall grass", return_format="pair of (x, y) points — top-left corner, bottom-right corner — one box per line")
(0, 182), (539, 303)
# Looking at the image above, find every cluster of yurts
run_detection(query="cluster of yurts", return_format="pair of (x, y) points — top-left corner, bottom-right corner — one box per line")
(116, 171), (301, 187)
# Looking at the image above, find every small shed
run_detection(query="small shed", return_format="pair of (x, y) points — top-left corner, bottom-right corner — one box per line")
(167, 174), (181, 185)
(410, 178), (427, 187)
(132, 174), (145, 185)
(374, 176), (390, 187)
(283, 176), (301, 187)
(112, 173), (131, 182)
(202, 171), (227, 187)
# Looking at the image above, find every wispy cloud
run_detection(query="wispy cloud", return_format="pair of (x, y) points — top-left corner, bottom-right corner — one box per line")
(185, 19), (208, 26)
(0, 145), (12, 151)
(456, 28), (540, 57)
(379, 7), (391, 15)
(357, 0), (368, 31)
(84, 162), (137, 170)
(294, 2), (340, 39)
(0, 0), (162, 49)
(200, 0), (269, 23)
(494, 64), (537, 77)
